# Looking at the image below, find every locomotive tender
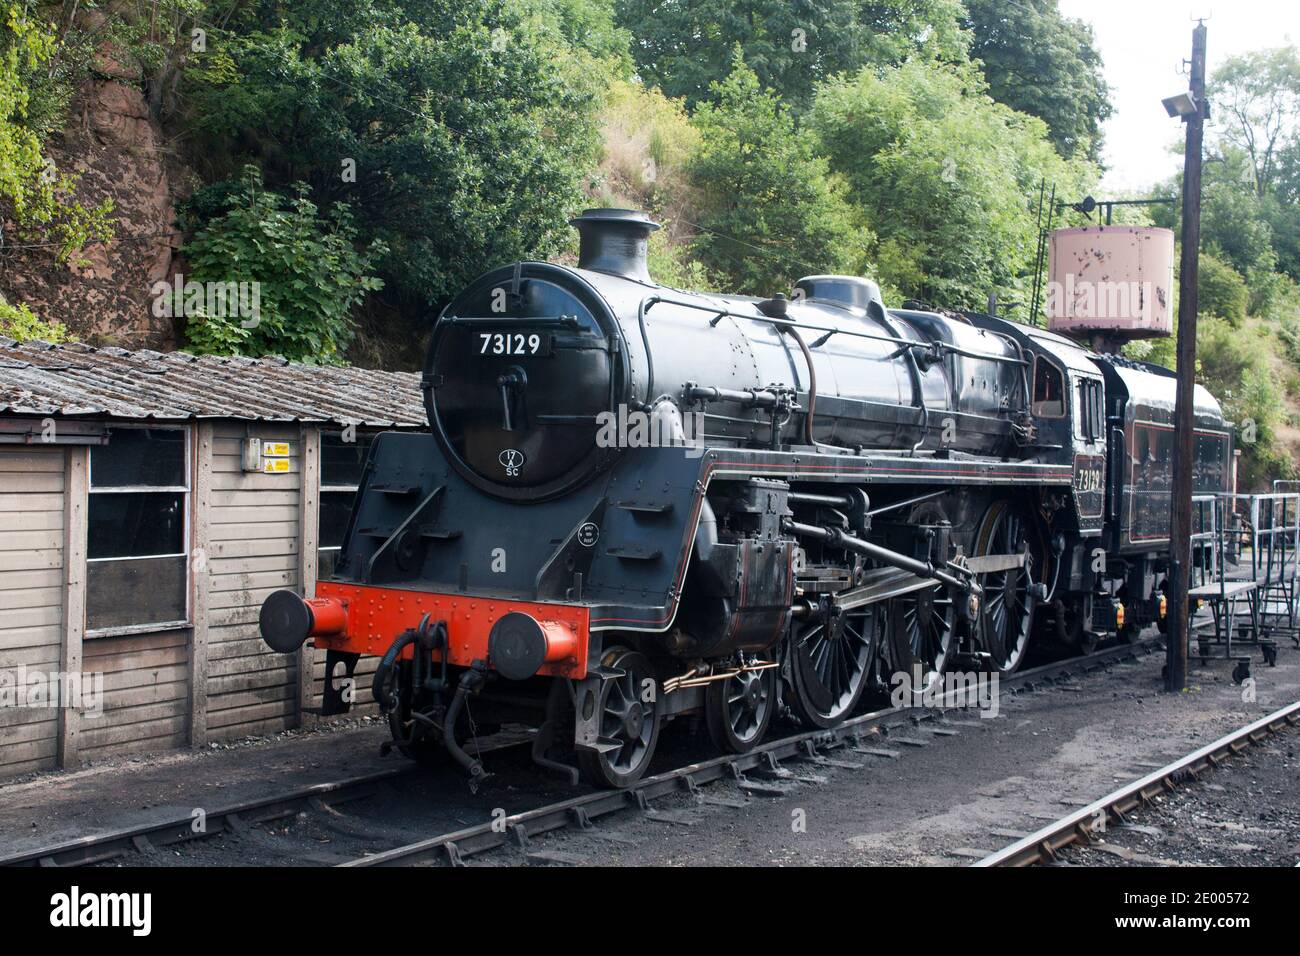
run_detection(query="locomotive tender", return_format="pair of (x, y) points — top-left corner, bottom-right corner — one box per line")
(259, 208), (1232, 788)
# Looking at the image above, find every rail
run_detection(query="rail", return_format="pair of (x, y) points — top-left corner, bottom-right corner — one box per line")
(975, 698), (1300, 866)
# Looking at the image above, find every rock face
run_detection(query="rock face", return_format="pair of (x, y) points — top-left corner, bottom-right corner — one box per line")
(1, 39), (185, 349)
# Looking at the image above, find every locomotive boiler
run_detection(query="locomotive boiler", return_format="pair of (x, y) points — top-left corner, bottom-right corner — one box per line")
(258, 208), (1232, 788)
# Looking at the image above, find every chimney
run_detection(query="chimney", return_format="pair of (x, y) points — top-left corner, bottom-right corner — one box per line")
(569, 208), (660, 282)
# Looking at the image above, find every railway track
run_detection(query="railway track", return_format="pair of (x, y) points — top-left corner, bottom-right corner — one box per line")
(974, 697), (1300, 867)
(348, 636), (1165, 868)
(0, 637), (1163, 868)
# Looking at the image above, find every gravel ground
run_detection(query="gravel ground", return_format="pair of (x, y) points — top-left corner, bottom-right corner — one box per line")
(1, 639), (1296, 867)
(515, 647), (1300, 867)
(1059, 725), (1299, 866)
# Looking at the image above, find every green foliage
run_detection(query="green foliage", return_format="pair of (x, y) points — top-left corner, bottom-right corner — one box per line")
(1153, 149), (1279, 279)
(0, 2), (113, 261)
(1261, 189), (1300, 281)
(181, 166), (385, 362)
(685, 57), (867, 295)
(540, 0), (633, 71)
(646, 226), (718, 291)
(595, 78), (700, 213)
(1211, 46), (1300, 197)
(1195, 253), (1249, 326)
(0, 297), (73, 343)
(1195, 317), (1293, 487)
(811, 58), (1095, 310)
(614, 0), (970, 108)
(182, 0), (605, 310)
(1143, 314), (1295, 488)
(961, 0), (1111, 161)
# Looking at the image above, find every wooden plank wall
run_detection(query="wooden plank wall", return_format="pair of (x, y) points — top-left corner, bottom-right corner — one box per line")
(79, 628), (190, 760)
(78, 432), (188, 763)
(0, 448), (66, 776)
(205, 424), (302, 738)
(2, 421), (402, 777)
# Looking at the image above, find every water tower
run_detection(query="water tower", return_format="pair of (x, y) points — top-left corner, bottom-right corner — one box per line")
(1046, 225), (1175, 354)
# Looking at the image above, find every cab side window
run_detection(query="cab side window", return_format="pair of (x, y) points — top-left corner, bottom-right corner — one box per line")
(1075, 378), (1104, 441)
(1032, 358), (1065, 417)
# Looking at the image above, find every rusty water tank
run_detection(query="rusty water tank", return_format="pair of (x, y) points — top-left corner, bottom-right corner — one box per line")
(1046, 226), (1175, 348)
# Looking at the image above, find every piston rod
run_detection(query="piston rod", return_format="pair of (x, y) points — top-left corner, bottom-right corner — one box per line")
(783, 518), (979, 596)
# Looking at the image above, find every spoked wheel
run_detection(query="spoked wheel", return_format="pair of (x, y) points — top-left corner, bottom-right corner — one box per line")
(886, 585), (957, 696)
(787, 604), (879, 728)
(706, 664), (776, 753)
(577, 649), (662, 788)
(974, 500), (1040, 675)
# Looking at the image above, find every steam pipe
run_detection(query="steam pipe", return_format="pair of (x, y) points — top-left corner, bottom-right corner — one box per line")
(444, 661), (489, 781)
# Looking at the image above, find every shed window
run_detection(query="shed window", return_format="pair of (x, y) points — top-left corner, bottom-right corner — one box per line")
(87, 427), (190, 634)
(319, 431), (374, 579)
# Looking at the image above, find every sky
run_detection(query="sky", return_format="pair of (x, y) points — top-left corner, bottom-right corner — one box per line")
(1057, 0), (1300, 195)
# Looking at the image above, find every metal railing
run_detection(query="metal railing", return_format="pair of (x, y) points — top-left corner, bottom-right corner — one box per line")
(1214, 491), (1300, 649)
(1220, 492), (1300, 590)
(1188, 493), (1220, 590)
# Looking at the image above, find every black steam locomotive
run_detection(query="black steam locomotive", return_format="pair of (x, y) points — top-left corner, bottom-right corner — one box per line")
(259, 208), (1232, 788)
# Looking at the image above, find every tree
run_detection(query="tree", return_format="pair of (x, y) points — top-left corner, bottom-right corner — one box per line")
(811, 58), (1095, 310)
(1151, 148), (1278, 278)
(1211, 46), (1300, 197)
(182, 0), (607, 311)
(961, 0), (1111, 161)
(1195, 252), (1249, 326)
(0, 2), (112, 262)
(686, 57), (867, 294)
(615, 0), (969, 108)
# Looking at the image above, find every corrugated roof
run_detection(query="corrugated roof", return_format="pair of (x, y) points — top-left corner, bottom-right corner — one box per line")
(0, 339), (427, 428)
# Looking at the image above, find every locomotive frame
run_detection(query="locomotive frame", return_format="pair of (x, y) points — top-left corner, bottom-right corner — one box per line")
(258, 209), (1232, 789)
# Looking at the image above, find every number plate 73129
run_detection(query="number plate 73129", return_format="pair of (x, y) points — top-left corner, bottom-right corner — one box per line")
(478, 331), (551, 356)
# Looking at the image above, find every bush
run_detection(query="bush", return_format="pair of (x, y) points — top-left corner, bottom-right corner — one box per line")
(180, 166), (385, 363)
(181, 1), (606, 311)
(0, 2), (113, 261)
(1195, 252), (1249, 325)
(596, 79), (699, 213)
(0, 298), (73, 343)
(1196, 315), (1291, 487)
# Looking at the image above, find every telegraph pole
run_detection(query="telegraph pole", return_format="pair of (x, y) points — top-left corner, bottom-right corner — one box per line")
(1166, 22), (1207, 693)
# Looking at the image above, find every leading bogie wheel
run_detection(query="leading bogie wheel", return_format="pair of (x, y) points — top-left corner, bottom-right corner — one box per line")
(577, 648), (662, 788)
(706, 664), (776, 753)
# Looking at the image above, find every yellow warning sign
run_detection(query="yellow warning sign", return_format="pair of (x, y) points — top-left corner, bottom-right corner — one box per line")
(263, 441), (291, 458)
(262, 458), (290, 474)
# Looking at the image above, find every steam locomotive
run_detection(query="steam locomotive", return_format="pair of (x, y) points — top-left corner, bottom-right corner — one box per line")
(259, 209), (1232, 788)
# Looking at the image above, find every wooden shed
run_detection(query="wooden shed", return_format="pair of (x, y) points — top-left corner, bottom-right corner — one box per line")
(0, 340), (425, 778)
